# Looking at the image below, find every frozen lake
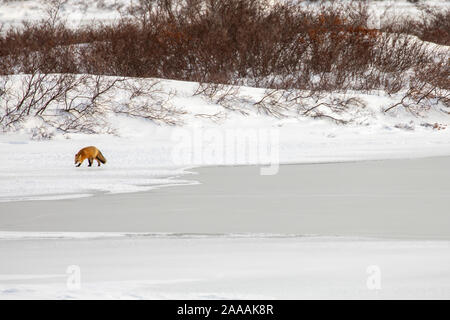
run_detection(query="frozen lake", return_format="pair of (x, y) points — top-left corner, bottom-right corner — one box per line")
(0, 157), (449, 299)
(0, 235), (449, 299)
(1, 157), (449, 239)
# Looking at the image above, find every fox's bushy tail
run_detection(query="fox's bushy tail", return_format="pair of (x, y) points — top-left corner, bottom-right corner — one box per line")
(97, 151), (107, 164)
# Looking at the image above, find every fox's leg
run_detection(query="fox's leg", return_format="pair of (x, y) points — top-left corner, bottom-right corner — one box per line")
(96, 158), (101, 166)
(88, 158), (93, 167)
(76, 163), (81, 167)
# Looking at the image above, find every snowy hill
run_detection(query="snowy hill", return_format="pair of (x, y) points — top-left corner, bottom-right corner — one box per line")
(1, 76), (450, 201)
(0, 0), (449, 201)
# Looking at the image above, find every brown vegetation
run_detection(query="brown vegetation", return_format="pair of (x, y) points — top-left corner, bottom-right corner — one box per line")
(0, 0), (448, 134)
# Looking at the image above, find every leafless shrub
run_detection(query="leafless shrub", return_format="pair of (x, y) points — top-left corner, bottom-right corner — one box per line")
(253, 87), (368, 124)
(384, 84), (450, 115)
(0, 73), (115, 135)
(112, 79), (186, 125)
(0, 0), (448, 126)
(194, 82), (249, 116)
(300, 96), (367, 124)
(382, 4), (450, 46)
(384, 54), (450, 115)
(253, 89), (291, 118)
(1, 1), (444, 89)
(43, 0), (68, 28)
(53, 75), (122, 134)
(0, 73), (188, 137)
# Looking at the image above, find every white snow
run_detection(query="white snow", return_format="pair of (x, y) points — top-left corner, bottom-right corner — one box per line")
(1, 0), (449, 203)
(0, 0), (127, 29)
(5, 0), (302, 28)
(1, 77), (450, 201)
(0, 234), (449, 299)
(1, 0), (449, 301)
(1, 0), (449, 30)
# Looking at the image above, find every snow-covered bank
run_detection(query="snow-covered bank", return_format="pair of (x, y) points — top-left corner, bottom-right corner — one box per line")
(1, 77), (450, 201)
(0, 235), (449, 299)
(2, 120), (450, 202)
(0, 131), (196, 202)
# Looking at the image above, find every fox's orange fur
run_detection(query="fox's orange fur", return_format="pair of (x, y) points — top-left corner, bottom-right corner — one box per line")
(75, 146), (107, 167)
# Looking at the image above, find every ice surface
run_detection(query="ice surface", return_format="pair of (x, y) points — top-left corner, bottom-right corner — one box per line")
(0, 235), (448, 299)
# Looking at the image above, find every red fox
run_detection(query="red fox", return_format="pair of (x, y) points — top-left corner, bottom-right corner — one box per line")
(75, 146), (107, 167)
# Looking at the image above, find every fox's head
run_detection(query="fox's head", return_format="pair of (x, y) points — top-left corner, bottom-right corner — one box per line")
(74, 152), (81, 165)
